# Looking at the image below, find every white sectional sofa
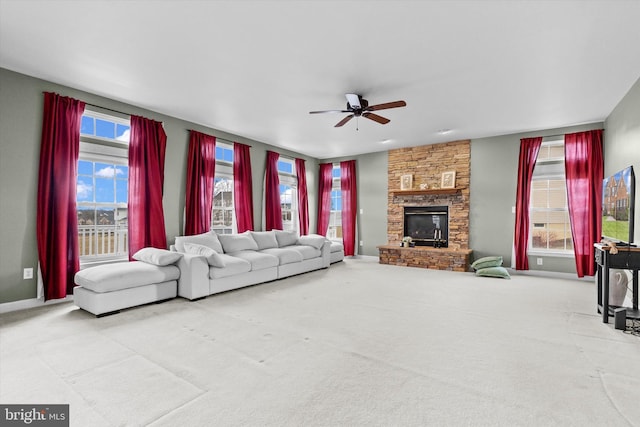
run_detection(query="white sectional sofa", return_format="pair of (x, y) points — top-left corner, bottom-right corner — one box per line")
(74, 248), (183, 316)
(173, 230), (331, 300)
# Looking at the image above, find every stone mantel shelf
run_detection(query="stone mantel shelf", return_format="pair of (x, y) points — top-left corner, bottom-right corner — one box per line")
(391, 188), (460, 196)
(377, 245), (472, 255)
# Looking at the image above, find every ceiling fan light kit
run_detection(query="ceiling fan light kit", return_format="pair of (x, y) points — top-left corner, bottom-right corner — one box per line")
(310, 93), (406, 128)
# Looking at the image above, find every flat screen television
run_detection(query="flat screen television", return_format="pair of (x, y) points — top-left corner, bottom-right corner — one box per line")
(601, 165), (635, 245)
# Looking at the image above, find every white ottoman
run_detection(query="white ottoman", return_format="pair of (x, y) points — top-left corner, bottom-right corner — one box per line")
(330, 241), (345, 264)
(74, 261), (179, 317)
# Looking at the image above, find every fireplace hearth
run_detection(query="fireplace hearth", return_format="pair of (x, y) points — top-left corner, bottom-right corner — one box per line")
(404, 206), (449, 247)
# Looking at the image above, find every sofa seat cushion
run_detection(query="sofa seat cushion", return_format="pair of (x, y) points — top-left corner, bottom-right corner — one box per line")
(228, 250), (279, 271)
(287, 245), (321, 260)
(75, 262), (180, 293)
(330, 241), (344, 253)
(209, 254), (251, 279)
(259, 247), (304, 265)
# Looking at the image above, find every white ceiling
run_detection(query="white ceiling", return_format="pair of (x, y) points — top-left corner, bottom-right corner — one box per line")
(1, 0), (639, 159)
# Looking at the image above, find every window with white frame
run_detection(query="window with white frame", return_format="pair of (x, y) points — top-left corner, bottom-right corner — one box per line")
(529, 139), (573, 253)
(211, 142), (236, 234)
(77, 110), (130, 262)
(328, 164), (342, 239)
(277, 157), (298, 232)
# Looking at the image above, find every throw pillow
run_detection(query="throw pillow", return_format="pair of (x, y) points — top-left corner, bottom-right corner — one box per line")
(250, 231), (279, 250)
(471, 256), (503, 270)
(297, 234), (326, 250)
(132, 247), (182, 266)
(475, 266), (511, 279)
(274, 229), (298, 247)
(183, 242), (226, 268)
(218, 231), (259, 253)
(174, 231), (223, 253)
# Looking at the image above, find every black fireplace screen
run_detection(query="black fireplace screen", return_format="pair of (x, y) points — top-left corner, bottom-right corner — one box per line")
(404, 206), (448, 247)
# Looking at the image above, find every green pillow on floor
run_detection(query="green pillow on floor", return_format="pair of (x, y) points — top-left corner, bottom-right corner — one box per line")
(475, 266), (511, 279)
(471, 256), (503, 270)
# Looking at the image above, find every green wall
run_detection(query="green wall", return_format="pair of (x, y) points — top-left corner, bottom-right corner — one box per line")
(322, 151), (389, 257)
(469, 123), (605, 274)
(1, 66), (638, 305)
(0, 68), (318, 304)
(604, 76), (640, 245)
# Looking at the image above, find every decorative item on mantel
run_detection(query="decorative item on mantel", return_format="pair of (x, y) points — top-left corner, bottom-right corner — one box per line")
(402, 236), (413, 248)
(441, 170), (456, 189)
(400, 174), (413, 190)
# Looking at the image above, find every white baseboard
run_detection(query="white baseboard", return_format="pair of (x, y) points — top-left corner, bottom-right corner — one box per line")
(0, 295), (73, 314)
(513, 269), (593, 282)
(350, 255), (380, 262)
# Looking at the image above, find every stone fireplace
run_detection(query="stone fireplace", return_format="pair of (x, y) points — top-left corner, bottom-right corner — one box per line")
(404, 206), (448, 247)
(378, 140), (472, 271)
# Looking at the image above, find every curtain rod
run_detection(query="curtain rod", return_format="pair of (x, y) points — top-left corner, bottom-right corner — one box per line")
(187, 130), (251, 147)
(84, 102), (133, 117)
(540, 129), (605, 140)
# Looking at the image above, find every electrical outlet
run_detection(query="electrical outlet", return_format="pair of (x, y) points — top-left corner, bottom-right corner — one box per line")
(537, 258), (543, 266)
(359, 240), (364, 246)
(23, 268), (33, 280)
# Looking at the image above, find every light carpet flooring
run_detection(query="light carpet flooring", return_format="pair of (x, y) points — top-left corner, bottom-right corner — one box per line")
(1, 258), (639, 426)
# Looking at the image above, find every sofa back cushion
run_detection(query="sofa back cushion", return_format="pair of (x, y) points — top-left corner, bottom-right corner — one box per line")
(218, 232), (259, 253)
(275, 230), (298, 247)
(250, 231), (279, 250)
(183, 242), (226, 268)
(174, 232), (223, 253)
(297, 234), (326, 250)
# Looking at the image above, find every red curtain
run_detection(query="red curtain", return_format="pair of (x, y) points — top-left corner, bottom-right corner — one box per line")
(341, 160), (357, 256)
(316, 163), (333, 236)
(565, 130), (604, 277)
(37, 92), (85, 300)
(184, 131), (216, 236)
(233, 142), (254, 232)
(265, 150), (282, 231)
(296, 158), (309, 235)
(514, 137), (543, 270)
(128, 115), (167, 258)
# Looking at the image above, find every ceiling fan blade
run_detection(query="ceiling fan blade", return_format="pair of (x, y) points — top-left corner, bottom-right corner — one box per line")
(309, 109), (351, 114)
(335, 115), (354, 127)
(363, 112), (390, 125)
(366, 100), (406, 111)
(345, 93), (361, 109)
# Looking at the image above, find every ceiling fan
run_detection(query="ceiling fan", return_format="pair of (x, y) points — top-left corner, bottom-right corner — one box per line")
(309, 94), (406, 128)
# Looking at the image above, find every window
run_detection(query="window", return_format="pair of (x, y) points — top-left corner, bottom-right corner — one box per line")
(277, 157), (297, 232)
(529, 139), (573, 253)
(328, 165), (342, 239)
(77, 110), (130, 262)
(211, 142), (235, 234)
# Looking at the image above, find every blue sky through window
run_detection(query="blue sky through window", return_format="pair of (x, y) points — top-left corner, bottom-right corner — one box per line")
(331, 190), (342, 210)
(277, 160), (293, 174)
(216, 146), (233, 162)
(77, 160), (128, 203)
(81, 114), (130, 141)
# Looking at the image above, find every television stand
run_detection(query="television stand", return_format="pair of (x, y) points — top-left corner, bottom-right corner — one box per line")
(595, 243), (640, 323)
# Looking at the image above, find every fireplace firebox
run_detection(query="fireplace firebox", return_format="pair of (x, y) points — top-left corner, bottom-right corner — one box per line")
(403, 206), (449, 247)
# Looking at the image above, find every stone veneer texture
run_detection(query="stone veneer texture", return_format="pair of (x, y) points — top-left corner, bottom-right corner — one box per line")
(387, 140), (471, 249)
